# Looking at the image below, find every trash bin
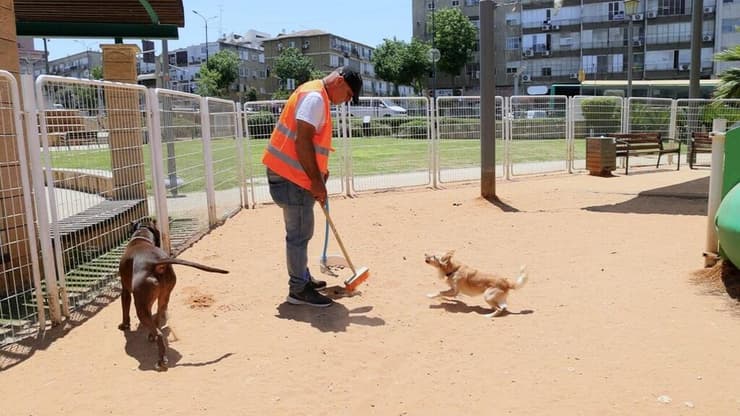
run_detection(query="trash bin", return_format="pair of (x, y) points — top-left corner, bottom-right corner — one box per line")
(586, 136), (616, 176)
(362, 116), (371, 137)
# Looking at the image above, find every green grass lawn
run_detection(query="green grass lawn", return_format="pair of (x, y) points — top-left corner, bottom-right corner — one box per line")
(43, 137), (590, 193)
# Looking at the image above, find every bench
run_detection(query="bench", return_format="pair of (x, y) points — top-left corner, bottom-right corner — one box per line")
(612, 132), (681, 175)
(689, 132), (712, 169)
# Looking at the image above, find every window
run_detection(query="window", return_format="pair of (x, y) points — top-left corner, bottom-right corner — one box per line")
(722, 18), (740, 33)
(452, 0), (459, 5)
(542, 67), (552, 76)
(506, 37), (521, 50)
(465, 0), (479, 5)
(427, 1), (435, 10)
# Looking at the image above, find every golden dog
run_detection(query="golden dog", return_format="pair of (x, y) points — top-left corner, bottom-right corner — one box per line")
(424, 250), (527, 318)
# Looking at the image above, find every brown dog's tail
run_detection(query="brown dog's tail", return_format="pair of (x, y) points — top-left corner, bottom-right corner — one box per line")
(155, 258), (229, 274)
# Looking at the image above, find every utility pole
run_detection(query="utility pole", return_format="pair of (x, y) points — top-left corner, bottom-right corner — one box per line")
(689, 0), (702, 98)
(480, 0), (496, 198)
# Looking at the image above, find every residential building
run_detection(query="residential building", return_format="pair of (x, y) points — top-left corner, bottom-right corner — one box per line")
(47, 48), (102, 79)
(138, 30), (271, 99)
(413, 0), (734, 96)
(261, 29), (414, 97)
(17, 37), (47, 76)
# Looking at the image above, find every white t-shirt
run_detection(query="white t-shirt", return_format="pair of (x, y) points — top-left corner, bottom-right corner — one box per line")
(295, 91), (326, 129)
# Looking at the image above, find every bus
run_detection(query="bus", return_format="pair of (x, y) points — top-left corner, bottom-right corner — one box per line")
(550, 79), (720, 99)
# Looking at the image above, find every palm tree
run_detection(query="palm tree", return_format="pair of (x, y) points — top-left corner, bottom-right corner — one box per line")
(714, 45), (740, 99)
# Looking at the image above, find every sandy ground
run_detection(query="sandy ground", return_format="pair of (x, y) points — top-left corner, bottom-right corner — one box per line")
(2, 168), (739, 415)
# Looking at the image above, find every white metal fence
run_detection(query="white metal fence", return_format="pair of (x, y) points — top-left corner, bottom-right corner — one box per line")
(2, 72), (740, 346)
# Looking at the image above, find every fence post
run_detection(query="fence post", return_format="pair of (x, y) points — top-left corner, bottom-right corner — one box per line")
(430, 97), (438, 189)
(201, 97), (217, 226)
(5, 71), (46, 328)
(235, 102), (249, 209)
(147, 89), (172, 253)
(21, 75), (63, 325)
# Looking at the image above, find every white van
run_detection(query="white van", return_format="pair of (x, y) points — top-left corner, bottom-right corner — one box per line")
(348, 99), (407, 118)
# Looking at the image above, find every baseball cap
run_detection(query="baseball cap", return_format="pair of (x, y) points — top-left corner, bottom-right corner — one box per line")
(339, 66), (362, 105)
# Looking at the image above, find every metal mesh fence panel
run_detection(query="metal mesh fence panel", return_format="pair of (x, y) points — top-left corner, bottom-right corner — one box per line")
(571, 95), (623, 171)
(243, 100), (283, 205)
(36, 76), (150, 310)
(436, 96), (504, 184)
(206, 98), (243, 220)
(676, 99), (740, 168)
(509, 95), (569, 176)
(244, 99), (348, 203)
(347, 97), (431, 192)
(154, 90), (210, 253)
(625, 97), (676, 169)
(0, 72), (44, 345)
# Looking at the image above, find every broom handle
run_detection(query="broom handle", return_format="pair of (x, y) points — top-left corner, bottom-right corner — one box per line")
(319, 203), (357, 273)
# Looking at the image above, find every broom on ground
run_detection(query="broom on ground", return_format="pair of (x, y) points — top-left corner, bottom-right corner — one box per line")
(319, 203), (370, 292)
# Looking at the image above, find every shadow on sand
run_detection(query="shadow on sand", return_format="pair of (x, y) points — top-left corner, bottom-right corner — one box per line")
(275, 288), (385, 332)
(585, 176), (708, 216)
(0, 289), (120, 371)
(430, 299), (534, 318)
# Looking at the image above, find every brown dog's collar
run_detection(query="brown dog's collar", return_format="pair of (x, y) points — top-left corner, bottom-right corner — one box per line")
(445, 266), (460, 277)
(130, 235), (154, 244)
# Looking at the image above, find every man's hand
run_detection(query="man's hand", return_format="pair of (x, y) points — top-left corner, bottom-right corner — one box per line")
(310, 178), (327, 205)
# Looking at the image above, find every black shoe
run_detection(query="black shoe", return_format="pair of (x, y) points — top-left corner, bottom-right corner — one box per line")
(287, 286), (333, 307)
(307, 275), (327, 291)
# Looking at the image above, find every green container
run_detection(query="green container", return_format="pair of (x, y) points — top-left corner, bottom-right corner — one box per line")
(716, 184), (740, 268)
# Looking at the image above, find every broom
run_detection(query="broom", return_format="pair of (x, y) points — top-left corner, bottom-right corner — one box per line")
(319, 199), (348, 277)
(319, 203), (370, 292)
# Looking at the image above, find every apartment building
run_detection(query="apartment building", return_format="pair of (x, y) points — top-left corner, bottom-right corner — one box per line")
(47, 49), (102, 79)
(261, 29), (414, 97)
(413, 0), (738, 95)
(139, 30), (271, 99)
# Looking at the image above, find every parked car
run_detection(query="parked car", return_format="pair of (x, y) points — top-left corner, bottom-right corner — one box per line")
(348, 99), (407, 118)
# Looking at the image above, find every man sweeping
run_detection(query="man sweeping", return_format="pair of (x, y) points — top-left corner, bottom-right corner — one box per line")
(262, 67), (362, 307)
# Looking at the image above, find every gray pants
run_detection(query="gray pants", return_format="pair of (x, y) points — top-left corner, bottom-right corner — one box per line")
(267, 169), (315, 293)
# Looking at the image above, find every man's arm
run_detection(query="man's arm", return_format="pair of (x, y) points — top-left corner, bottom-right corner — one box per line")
(295, 119), (327, 204)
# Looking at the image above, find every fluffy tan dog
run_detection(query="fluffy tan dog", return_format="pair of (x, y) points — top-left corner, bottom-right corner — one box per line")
(424, 250), (527, 318)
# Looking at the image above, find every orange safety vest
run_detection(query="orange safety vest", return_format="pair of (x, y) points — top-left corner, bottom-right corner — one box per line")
(262, 80), (333, 191)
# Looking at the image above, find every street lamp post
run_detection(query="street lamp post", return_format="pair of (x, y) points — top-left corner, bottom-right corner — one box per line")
(624, 0), (639, 98)
(192, 10), (216, 65)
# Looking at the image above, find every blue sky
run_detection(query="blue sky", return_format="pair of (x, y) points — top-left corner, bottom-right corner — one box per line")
(38, 0), (413, 60)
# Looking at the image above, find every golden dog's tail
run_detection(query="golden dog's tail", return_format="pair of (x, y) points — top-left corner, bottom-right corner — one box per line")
(513, 265), (528, 289)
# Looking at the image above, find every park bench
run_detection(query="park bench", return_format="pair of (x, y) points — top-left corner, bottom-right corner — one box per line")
(612, 132), (681, 175)
(689, 132), (712, 169)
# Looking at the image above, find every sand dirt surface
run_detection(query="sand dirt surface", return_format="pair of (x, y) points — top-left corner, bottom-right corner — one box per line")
(2, 169), (739, 415)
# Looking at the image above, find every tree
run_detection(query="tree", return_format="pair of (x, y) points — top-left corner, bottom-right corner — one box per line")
(372, 38), (404, 94)
(274, 47), (315, 88)
(431, 7), (477, 88)
(91, 66), (103, 80)
(195, 67), (220, 97)
(714, 45), (740, 99)
(373, 38), (431, 95)
(196, 50), (239, 97)
(400, 38), (432, 94)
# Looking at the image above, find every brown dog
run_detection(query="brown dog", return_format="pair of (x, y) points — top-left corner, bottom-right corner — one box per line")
(118, 220), (228, 371)
(424, 250), (527, 318)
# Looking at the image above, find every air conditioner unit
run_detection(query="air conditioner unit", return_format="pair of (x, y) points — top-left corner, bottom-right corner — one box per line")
(633, 39), (643, 46)
(541, 24), (551, 31)
(551, 24), (560, 31)
(474, 70), (480, 79)
(647, 10), (658, 19)
(702, 34), (714, 42)
(524, 49), (534, 57)
(569, 72), (579, 79)
(277, 44), (283, 51)
(521, 74), (532, 82)
(703, 6), (714, 14)
(543, 50), (551, 56)
(680, 64), (690, 70)
(302, 41), (310, 49)
(632, 13), (644, 21)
